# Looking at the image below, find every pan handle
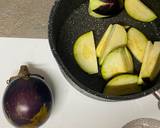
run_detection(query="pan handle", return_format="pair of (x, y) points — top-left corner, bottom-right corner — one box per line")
(153, 90), (160, 109)
(153, 91), (160, 101)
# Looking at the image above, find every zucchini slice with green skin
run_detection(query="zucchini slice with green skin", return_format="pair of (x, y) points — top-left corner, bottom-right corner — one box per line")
(125, 0), (157, 22)
(139, 41), (160, 82)
(127, 27), (148, 63)
(101, 47), (133, 80)
(73, 31), (98, 74)
(96, 24), (113, 57)
(99, 24), (127, 65)
(104, 74), (141, 96)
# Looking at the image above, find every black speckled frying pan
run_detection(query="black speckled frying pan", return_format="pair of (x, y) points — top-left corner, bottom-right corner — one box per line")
(48, 0), (160, 101)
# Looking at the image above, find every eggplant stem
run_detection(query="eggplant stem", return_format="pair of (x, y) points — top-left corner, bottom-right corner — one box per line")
(18, 65), (30, 79)
(7, 65), (30, 84)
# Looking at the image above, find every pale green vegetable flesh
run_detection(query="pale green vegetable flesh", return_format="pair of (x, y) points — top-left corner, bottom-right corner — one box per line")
(88, 0), (107, 18)
(73, 23), (160, 96)
(101, 47), (133, 80)
(127, 27), (148, 62)
(150, 42), (160, 80)
(138, 41), (160, 83)
(138, 41), (153, 84)
(73, 31), (98, 74)
(125, 0), (157, 22)
(146, 42), (160, 80)
(88, 9), (106, 18)
(99, 24), (127, 65)
(89, 0), (106, 11)
(104, 74), (141, 96)
(96, 24), (113, 57)
(123, 47), (134, 72)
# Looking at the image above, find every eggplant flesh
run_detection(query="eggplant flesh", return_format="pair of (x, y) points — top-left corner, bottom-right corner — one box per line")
(93, 0), (123, 16)
(89, 0), (123, 18)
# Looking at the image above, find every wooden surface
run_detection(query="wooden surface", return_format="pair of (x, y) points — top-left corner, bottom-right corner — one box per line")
(0, 0), (54, 38)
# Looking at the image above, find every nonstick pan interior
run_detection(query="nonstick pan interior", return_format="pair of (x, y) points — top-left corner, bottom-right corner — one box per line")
(49, 0), (160, 101)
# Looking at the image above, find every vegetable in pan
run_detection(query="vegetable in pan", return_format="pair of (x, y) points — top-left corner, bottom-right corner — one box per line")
(125, 0), (157, 22)
(88, 0), (157, 23)
(88, 0), (124, 18)
(139, 41), (160, 83)
(73, 31), (98, 74)
(127, 27), (148, 63)
(101, 47), (133, 80)
(73, 24), (160, 96)
(96, 24), (113, 58)
(103, 74), (141, 96)
(98, 24), (127, 65)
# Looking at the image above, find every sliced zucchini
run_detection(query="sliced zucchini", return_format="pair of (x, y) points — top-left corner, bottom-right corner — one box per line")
(147, 42), (160, 80)
(101, 47), (133, 80)
(138, 41), (160, 83)
(104, 74), (141, 96)
(96, 24), (113, 57)
(99, 24), (127, 65)
(138, 41), (153, 84)
(125, 0), (157, 22)
(127, 27), (148, 62)
(123, 47), (134, 72)
(73, 31), (98, 74)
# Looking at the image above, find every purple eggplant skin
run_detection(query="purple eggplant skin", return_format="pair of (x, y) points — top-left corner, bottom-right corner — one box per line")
(3, 76), (52, 127)
(93, 0), (124, 16)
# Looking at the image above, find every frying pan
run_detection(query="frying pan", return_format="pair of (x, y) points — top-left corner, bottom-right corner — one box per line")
(48, 0), (160, 101)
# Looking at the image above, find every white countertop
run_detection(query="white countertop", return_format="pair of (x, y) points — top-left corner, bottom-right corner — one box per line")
(0, 38), (159, 128)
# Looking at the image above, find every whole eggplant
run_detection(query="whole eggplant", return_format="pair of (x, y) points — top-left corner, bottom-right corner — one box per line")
(3, 66), (53, 128)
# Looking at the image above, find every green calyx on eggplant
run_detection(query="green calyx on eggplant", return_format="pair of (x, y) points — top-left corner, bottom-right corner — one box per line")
(3, 65), (53, 128)
(89, 0), (124, 18)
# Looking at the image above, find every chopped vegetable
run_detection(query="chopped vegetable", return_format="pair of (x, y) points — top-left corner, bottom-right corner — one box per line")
(89, 0), (124, 18)
(104, 74), (141, 96)
(127, 27), (148, 62)
(99, 24), (127, 65)
(101, 47), (133, 80)
(73, 31), (98, 74)
(125, 0), (157, 22)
